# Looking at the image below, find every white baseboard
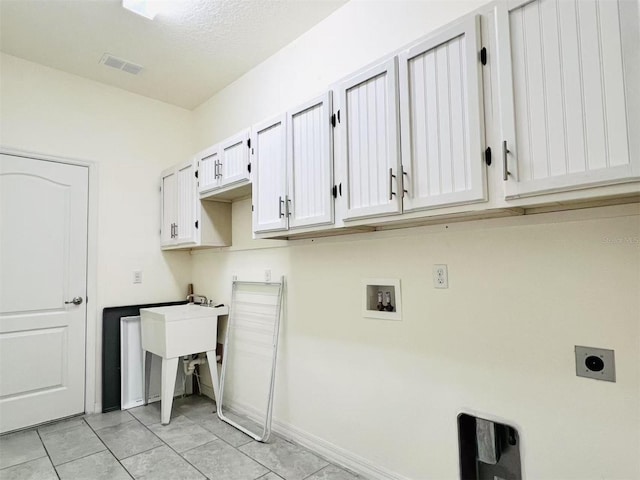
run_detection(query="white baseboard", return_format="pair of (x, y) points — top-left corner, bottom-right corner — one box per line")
(199, 381), (215, 401)
(225, 401), (410, 480)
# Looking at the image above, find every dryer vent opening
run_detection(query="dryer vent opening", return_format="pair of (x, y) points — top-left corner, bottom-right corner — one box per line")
(458, 413), (522, 480)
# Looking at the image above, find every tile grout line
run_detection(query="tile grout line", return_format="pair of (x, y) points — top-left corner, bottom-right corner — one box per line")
(188, 401), (279, 477)
(82, 417), (135, 479)
(35, 428), (61, 480)
(224, 441), (278, 479)
(179, 404), (254, 449)
(183, 402), (343, 480)
(0, 453), (49, 473)
(144, 400), (274, 480)
(128, 408), (213, 479)
(266, 431), (359, 479)
(302, 465), (332, 480)
(104, 400), (355, 480)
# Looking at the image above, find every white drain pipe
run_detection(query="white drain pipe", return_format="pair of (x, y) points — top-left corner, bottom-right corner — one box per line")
(182, 355), (207, 376)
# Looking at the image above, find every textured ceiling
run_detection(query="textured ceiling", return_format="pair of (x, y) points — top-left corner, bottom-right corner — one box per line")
(0, 0), (347, 109)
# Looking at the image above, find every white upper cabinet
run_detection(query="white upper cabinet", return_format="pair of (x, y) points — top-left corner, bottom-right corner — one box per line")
(175, 161), (198, 244)
(287, 92), (334, 229)
(252, 115), (288, 234)
(497, 0), (639, 199)
(219, 129), (251, 187)
(198, 129), (251, 199)
(398, 15), (487, 211)
(252, 93), (336, 236)
(338, 57), (402, 220)
(197, 144), (221, 194)
(161, 159), (198, 248)
(160, 168), (177, 247)
(161, 158), (231, 250)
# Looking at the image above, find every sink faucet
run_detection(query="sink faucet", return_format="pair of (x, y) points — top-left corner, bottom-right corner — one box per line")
(186, 294), (208, 305)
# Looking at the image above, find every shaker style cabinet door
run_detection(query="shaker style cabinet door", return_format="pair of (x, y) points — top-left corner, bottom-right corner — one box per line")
(219, 129), (251, 187)
(160, 159), (198, 247)
(287, 92), (334, 229)
(497, 0), (639, 198)
(175, 160), (199, 244)
(252, 115), (288, 233)
(338, 57), (402, 220)
(160, 168), (177, 247)
(398, 15), (486, 211)
(197, 144), (221, 195)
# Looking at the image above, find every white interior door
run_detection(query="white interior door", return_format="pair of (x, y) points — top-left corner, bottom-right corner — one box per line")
(0, 154), (88, 433)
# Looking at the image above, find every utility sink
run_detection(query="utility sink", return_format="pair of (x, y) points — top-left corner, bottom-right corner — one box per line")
(140, 304), (228, 424)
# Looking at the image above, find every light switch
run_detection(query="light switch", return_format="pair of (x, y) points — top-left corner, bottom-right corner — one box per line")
(133, 270), (142, 284)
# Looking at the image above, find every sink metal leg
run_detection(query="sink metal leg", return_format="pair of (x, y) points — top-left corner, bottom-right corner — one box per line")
(205, 350), (219, 408)
(160, 357), (178, 425)
(143, 351), (152, 405)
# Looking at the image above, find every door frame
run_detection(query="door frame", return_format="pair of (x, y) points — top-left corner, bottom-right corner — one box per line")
(0, 146), (99, 415)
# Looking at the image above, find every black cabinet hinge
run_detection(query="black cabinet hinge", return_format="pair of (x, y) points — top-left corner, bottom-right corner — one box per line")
(332, 185), (338, 198)
(331, 113), (336, 128)
(195, 220), (199, 229)
(247, 138), (251, 149)
(480, 47), (487, 65)
(337, 109), (340, 123)
(338, 182), (342, 196)
(247, 163), (252, 173)
(251, 204), (254, 212)
(194, 170), (198, 178)
(485, 147), (492, 166)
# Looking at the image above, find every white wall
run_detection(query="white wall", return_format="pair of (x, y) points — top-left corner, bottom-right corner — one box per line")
(190, 1), (640, 478)
(194, 202), (640, 479)
(0, 53), (194, 409)
(2, 0), (638, 477)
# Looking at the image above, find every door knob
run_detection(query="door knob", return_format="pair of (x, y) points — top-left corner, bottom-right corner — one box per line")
(65, 296), (83, 305)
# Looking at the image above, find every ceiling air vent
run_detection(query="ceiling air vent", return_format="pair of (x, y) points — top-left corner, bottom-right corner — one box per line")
(99, 54), (143, 75)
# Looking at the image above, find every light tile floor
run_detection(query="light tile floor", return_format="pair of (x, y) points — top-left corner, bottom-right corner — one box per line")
(0, 396), (362, 480)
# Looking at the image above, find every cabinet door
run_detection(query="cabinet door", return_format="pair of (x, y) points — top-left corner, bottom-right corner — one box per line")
(339, 57), (402, 220)
(252, 115), (288, 233)
(197, 145), (221, 194)
(287, 92), (334, 229)
(220, 130), (250, 187)
(175, 160), (199, 244)
(399, 15), (486, 211)
(497, 0), (639, 198)
(160, 168), (176, 247)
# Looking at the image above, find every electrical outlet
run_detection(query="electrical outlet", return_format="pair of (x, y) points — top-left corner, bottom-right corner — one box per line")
(433, 264), (448, 289)
(232, 275), (238, 281)
(133, 270), (142, 284)
(575, 346), (616, 382)
(264, 269), (271, 282)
